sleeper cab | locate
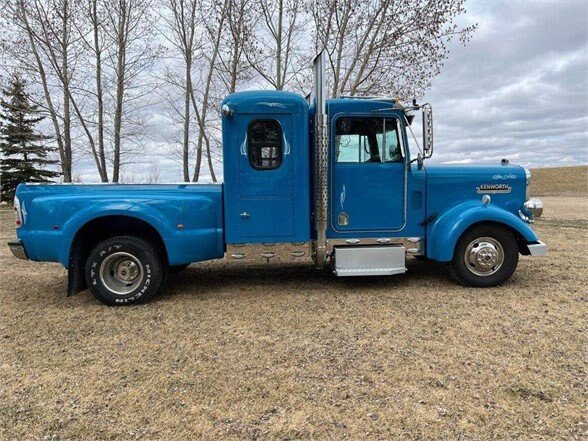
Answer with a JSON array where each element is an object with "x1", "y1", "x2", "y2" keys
[{"x1": 221, "y1": 91, "x2": 311, "y2": 245}]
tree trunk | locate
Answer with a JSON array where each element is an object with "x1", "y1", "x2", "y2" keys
[
  {"x1": 20, "y1": 9, "x2": 70, "y2": 181},
  {"x1": 112, "y1": 12, "x2": 127, "y2": 183},
  {"x1": 193, "y1": 131, "x2": 203, "y2": 182},
  {"x1": 93, "y1": 0, "x2": 108, "y2": 182},
  {"x1": 275, "y1": 0, "x2": 283, "y2": 90},
  {"x1": 182, "y1": 58, "x2": 192, "y2": 182},
  {"x1": 205, "y1": 136, "x2": 216, "y2": 182},
  {"x1": 192, "y1": 4, "x2": 226, "y2": 182},
  {"x1": 61, "y1": 0, "x2": 72, "y2": 182}
]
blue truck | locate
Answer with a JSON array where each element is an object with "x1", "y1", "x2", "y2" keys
[{"x1": 7, "y1": 53, "x2": 546, "y2": 305}]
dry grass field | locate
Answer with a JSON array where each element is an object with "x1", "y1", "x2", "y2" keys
[
  {"x1": 0, "y1": 166, "x2": 586, "y2": 440},
  {"x1": 529, "y1": 165, "x2": 587, "y2": 196}
]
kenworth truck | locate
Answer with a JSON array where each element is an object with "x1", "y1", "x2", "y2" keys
[{"x1": 7, "y1": 53, "x2": 546, "y2": 305}]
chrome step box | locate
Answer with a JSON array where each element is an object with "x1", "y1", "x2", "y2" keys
[{"x1": 333, "y1": 245, "x2": 406, "y2": 277}]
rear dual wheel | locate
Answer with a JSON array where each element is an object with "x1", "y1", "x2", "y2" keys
[
  {"x1": 449, "y1": 225, "x2": 519, "y2": 287},
  {"x1": 85, "y1": 236, "x2": 166, "y2": 306}
]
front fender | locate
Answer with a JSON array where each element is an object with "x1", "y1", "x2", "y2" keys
[{"x1": 427, "y1": 201, "x2": 539, "y2": 262}]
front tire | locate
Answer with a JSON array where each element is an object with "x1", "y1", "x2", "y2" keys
[
  {"x1": 85, "y1": 236, "x2": 166, "y2": 305},
  {"x1": 449, "y1": 225, "x2": 519, "y2": 287}
]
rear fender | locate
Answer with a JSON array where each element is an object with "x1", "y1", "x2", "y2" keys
[
  {"x1": 59, "y1": 202, "x2": 174, "y2": 267},
  {"x1": 427, "y1": 201, "x2": 538, "y2": 262}
]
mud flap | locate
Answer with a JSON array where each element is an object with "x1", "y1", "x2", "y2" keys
[{"x1": 67, "y1": 247, "x2": 87, "y2": 296}]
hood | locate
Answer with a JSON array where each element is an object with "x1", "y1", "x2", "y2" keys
[{"x1": 425, "y1": 163, "x2": 527, "y2": 217}]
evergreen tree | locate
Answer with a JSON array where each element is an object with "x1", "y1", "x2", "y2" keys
[{"x1": 0, "y1": 76, "x2": 60, "y2": 201}]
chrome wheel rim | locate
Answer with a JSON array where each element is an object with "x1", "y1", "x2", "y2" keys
[
  {"x1": 464, "y1": 237, "x2": 504, "y2": 276},
  {"x1": 99, "y1": 252, "x2": 144, "y2": 295}
]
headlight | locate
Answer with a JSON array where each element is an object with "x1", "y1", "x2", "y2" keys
[
  {"x1": 523, "y1": 167, "x2": 531, "y2": 200},
  {"x1": 524, "y1": 198, "x2": 543, "y2": 218}
]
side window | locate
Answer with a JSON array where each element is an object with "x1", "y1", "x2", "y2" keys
[
  {"x1": 248, "y1": 119, "x2": 282, "y2": 170},
  {"x1": 335, "y1": 117, "x2": 402, "y2": 163}
]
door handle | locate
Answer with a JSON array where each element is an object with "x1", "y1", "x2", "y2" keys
[{"x1": 240, "y1": 212, "x2": 250, "y2": 219}]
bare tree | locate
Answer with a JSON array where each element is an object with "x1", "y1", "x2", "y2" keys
[
  {"x1": 3, "y1": 0, "x2": 478, "y2": 183},
  {"x1": 245, "y1": 0, "x2": 308, "y2": 91},
  {"x1": 3, "y1": 0, "x2": 158, "y2": 183},
  {"x1": 4, "y1": 0, "x2": 77, "y2": 182},
  {"x1": 312, "y1": 0, "x2": 477, "y2": 99},
  {"x1": 161, "y1": 0, "x2": 253, "y2": 182},
  {"x1": 146, "y1": 160, "x2": 160, "y2": 183},
  {"x1": 190, "y1": 0, "x2": 230, "y2": 182},
  {"x1": 103, "y1": 0, "x2": 157, "y2": 182},
  {"x1": 161, "y1": 0, "x2": 200, "y2": 182},
  {"x1": 71, "y1": 0, "x2": 110, "y2": 182},
  {"x1": 217, "y1": 0, "x2": 256, "y2": 94}
]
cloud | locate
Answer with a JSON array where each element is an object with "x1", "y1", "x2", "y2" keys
[
  {"x1": 424, "y1": 0, "x2": 588, "y2": 168},
  {"x1": 7, "y1": 0, "x2": 585, "y2": 182}
]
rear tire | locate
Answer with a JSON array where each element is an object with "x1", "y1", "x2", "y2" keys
[
  {"x1": 85, "y1": 236, "x2": 166, "y2": 305},
  {"x1": 449, "y1": 224, "x2": 519, "y2": 287}
]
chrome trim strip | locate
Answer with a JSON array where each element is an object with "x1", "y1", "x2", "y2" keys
[
  {"x1": 327, "y1": 237, "x2": 425, "y2": 256},
  {"x1": 519, "y1": 210, "x2": 535, "y2": 224},
  {"x1": 7, "y1": 240, "x2": 28, "y2": 260},
  {"x1": 527, "y1": 241, "x2": 548, "y2": 257},
  {"x1": 226, "y1": 242, "x2": 313, "y2": 263},
  {"x1": 336, "y1": 267, "x2": 406, "y2": 276}
]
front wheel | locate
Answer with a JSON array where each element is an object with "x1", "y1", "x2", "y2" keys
[
  {"x1": 85, "y1": 236, "x2": 166, "y2": 305},
  {"x1": 449, "y1": 225, "x2": 519, "y2": 287}
]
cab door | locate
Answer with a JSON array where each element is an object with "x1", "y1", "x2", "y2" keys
[
  {"x1": 235, "y1": 114, "x2": 295, "y2": 240},
  {"x1": 330, "y1": 116, "x2": 406, "y2": 233}
]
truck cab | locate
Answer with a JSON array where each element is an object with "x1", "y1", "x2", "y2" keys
[{"x1": 8, "y1": 53, "x2": 547, "y2": 305}]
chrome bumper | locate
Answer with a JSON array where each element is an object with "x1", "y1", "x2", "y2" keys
[
  {"x1": 527, "y1": 240, "x2": 548, "y2": 257},
  {"x1": 7, "y1": 240, "x2": 28, "y2": 260}
]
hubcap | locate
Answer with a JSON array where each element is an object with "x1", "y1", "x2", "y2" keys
[
  {"x1": 464, "y1": 237, "x2": 504, "y2": 277},
  {"x1": 99, "y1": 252, "x2": 144, "y2": 295}
]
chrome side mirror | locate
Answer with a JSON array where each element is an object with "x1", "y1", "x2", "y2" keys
[{"x1": 422, "y1": 104, "x2": 433, "y2": 158}]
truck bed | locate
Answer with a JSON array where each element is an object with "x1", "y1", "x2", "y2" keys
[{"x1": 14, "y1": 183, "x2": 225, "y2": 267}]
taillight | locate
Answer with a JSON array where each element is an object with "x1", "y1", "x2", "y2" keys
[{"x1": 14, "y1": 196, "x2": 23, "y2": 228}]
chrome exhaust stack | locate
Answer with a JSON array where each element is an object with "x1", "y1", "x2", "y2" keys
[{"x1": 312, "y1": 51, "x2": 328, "y2": 268}]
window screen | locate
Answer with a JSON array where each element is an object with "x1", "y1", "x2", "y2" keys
[
  {"x1": 248, "y1": 119, "x2": 283, "y2": 170},
  {"x1": 335, "y1": 117, "x2": 402, "y2": 163}
]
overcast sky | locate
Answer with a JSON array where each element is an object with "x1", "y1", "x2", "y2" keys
[
  {"x1": 20, "y1": 0, "x2": 588, "y2": 182},
  {"x1": 424, "y1": 0, "x2": 588, "y2": 168}
]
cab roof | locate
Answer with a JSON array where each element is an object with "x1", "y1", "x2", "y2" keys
[
  {"x1": 326, "y1": 97, "x2": 405, "y2": 116},
  {"x1": 222, "y1": 90, "x2": 405, "y2": 117},
  {"x1": 222, "y1": 90, "x2": 309, "y2": 115}
]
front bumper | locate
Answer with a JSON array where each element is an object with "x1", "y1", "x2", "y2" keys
[
  {"x1": 527, "y1": 240, "x2": 548, "y2": 257},
  {"x1": 7, "y1": 240, "x2": 28, "y2": 260}
]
